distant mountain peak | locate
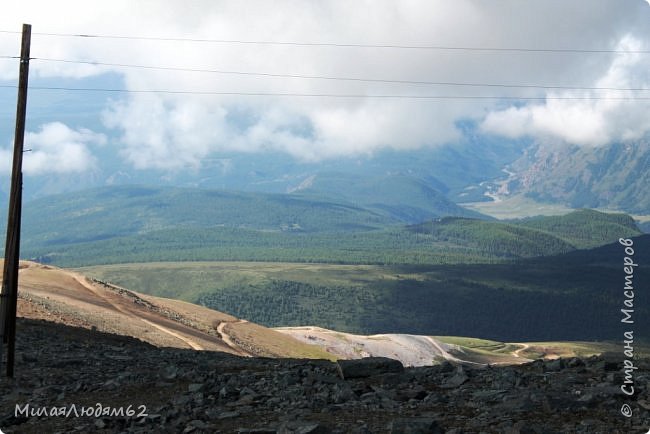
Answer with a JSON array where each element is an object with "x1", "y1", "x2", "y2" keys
[{"x1": 504, "y1": 140, "x2": 650, "y2": 214}]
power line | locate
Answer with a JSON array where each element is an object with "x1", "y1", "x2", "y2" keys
[
  {"x1": 0, "y1": 30, "x2": 648, "y2": 54},
  {"x1": 31, "y1": 58, "x2": 650, "y2": 92},
  {"x1": 0, "y1": 84, "x2": 648, "y2": 100}
]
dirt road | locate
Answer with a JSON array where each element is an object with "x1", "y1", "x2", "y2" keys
[
  {"x1": 217, "y1": 320, "x2": 252, "y2": 356},
  {"x1": 512, "y1": 343, "x2": 531, "y2": 359},
  {"x1": 72, "y1": 273, "x2": 206, "y2": 350}
]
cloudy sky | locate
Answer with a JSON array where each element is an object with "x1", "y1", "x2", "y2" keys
[{"x1": 0, "y1": 0, "x2": 649, "y2": 175}]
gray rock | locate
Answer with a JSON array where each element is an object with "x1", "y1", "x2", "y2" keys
[
  {"x1": 332, "y1": 383, "x2": 355, "y2": 403},
  {"x1": 438, "y1": 361, "x2": 455, "y2": 373},
  {"x1": 188, "y1": 383, "x2": 204, "y2": 392},
  {"x1": 567, "y1": 357, "x2": 584, "y2": 368},
  {"x1": 5, "y1": 317, "x2": 645, "y2": 434},
  {"x1": 545, "y1": 359, "x2": 565, "y2": 372},
  {"x1": 161, "y1": 365, "x2": 178, "y2": 380},
  {"x1": 337, "y1": 357, "x2": 404, "y2": 379},
  {"x1": 442, "y1": 370, "x2": 468, "y2": 389},
  {"x1": 189, "y1": 419, "x2": 208, "y2": 429},
  {"x1": 389, "y1": 417, "x2": 444, "y2": 434},
  {"x1": 278, "y1": 421, "x2": 332, "y2": 434},
  {"x1": 219, "y1": 385, "x2": 239, "y2": 399},
  {"x1": 238, "y1": 429, "x2": 278, "y2": 434}
]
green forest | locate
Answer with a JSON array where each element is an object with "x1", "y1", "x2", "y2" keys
[
  {"x1": 20, "y1": 204, "x2": 642, "y2": 267},
  {"x1": 82, "y1": 233, "x2": 650, "y2": 342}
]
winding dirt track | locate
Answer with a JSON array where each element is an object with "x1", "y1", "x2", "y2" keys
[
  {"x1": 423, "y1": 336, "x2": 466, "y2": 363},
  {"x1": 216, "y1": 320, "x2": 251, "y2": 356},
  {"x1": 71, "y1": 273, "x2": 206, "y2": 350},
  {"x1": 512, "y1": 343, "x2": 531, "y2": 359}
]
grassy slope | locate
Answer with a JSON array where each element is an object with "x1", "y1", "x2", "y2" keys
[
  {"x1": 78, "y1": 234, "x2": 650, "y2": 342},
  {"x1": 434, "y1": 336, "x2": 626, "y2": 363},
  {"x1": 462, "y1": 194, "x2": 575, "y2": 219}
]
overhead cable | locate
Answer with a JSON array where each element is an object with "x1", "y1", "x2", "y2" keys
[
  {"x1": 0, "y1": 30, "x2": 647, "y2": 54},
  {"x1": 30, "y1": 58, "x2": 650, "y2": 92},
  {"x1": 0, "y1": 84, "x2": 648, "y2": 100}
]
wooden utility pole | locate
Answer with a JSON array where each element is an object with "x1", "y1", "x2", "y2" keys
[{"x1": 1, "y1": 23, "x2": 31, "y2": 378}]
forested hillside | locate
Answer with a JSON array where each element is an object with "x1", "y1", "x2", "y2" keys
[
  {"x1": 19, "y1": 205, "x2": 641, "y2": 267},
  {"x1": 291, "y1": 172, "x2": 486, "y2": 222},
  {"x1": 81, "y1": 234, "x2": 650, "y2": 342}
]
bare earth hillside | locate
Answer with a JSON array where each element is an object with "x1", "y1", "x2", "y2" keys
[
  {"x1": 10, "y1": 261, "x2": 331, "y2": 360},
  {"x1": 275, "y1": 326, "x2": 521, "y2": 366}
]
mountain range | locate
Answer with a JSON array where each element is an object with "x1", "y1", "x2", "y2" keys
[
  {"x1": 496, "y1": 140, "x2": 650, "y2": 214},
  {"x1": 4, "y1": 135, "x2": 648, "y2": 224},
  {"x1": 7, "y1": 183, "x2": 641, "y2": 267}
]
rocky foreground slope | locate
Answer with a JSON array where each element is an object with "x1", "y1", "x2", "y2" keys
[{"x1": 0, "y1": 318, "x2": 648, "y2": 433}]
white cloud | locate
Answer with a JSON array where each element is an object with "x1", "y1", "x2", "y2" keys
[
  {"x1": 1, "y1": 1, "x2": 649, "y2": 167},
  {"x1": 103, "y1": 94, "x2": 228, "y2": 170},
  {"x1": 0, "y1": 122, "x2": 105, "y2": 175},
  {"x1": 481, "y1": 35, "x2": 650, "y2": 146}
]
